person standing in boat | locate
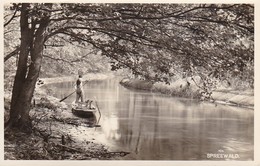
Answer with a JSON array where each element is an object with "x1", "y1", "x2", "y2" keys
[{"x1": 75, "y1": 75, "x2": 84, "y2": 103}]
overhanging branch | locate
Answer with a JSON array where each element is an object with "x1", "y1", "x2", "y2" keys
[
  {"x1": 4, "y1": 5, "x2": 19, "y2": 27},
  {"x1": 43, "y1": 54, "x2": 74, "y2": 64},
  {"x1": 4, "y1": 46, "x2": 20, "y2": 62}
]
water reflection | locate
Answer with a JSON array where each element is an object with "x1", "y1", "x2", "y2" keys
[
  {"x1": 47, "y1": 78, "x2": 254, "y2": 160},
  {"x1": 102, "y1": 115, "x2": 121, "y2": 140}
]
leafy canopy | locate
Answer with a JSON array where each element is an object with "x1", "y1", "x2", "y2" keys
[{"x1": 4, "y1": 3, "x2": 254, "y2": 85}]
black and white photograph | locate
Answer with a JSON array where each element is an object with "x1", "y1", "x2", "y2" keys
[{"x1": 1, "y1": 1, "x2": 258, "y2": 165}]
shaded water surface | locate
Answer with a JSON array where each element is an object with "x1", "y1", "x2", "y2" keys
[{"x1": 47, "y1": 78, "x2": 254, "y2": 160}]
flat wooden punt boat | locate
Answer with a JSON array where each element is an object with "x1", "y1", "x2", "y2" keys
[{"x1": 71, "y1": 101, "x2": 97, "y2": 118}]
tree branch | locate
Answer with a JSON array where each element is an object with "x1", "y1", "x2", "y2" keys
[
  {"x1": 4, "y1": 6, "x2": 19, "y2": 27},
  {"x1": 43, "y1": 54, "x2": 74, "y2": 64},
  {"x1": 4, "y1": 46, "x2": 20, "y2": 62}
]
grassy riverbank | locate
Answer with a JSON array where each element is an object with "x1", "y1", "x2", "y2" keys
[
  {"x1": 4, "y1": 73, "x2": 129, "y2": 160},
  {"x1": 120, "y1": 78, "x2": 254, "y2": 109}
]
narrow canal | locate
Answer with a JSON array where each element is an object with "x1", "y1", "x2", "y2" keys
[{"x1": 47, "y1": 78, "x2": 254, "y2": 160}]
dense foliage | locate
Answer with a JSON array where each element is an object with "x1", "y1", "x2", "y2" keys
[{"x1": 4, "y1": 3, "x2": 254, "y2": 83}]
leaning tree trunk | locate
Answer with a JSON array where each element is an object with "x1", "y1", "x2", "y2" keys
[{"x1": 6, "y1": 3, "x2": 50, "y2": 132}]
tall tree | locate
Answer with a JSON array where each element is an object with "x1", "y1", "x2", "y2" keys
[
  {"x1": 5, "y1": 3, "x2": 52, "y2": 131},
  {"x1": 4, "y1": 3, "x2": 254, "y2": 132}
]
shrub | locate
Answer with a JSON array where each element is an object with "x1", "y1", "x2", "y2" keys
[{"x1": 36, "y1": 97, "x2": 57, "y2": 111}]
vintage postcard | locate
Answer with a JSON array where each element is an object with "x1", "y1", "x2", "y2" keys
[{"x1": 1, "y1": 0, "x2": 259, "y2": 166}]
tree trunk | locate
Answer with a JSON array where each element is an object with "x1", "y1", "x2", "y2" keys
[
  {"x1": 7, "y1": 3, "x2": 31, "y2": 131},
  {"x1": 6, "y1": 3, "x2": 50, "y2": 132}
]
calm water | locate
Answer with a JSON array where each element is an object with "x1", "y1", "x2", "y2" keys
[{"x1": 47, "y1": 78, "x2": 254, "y2": 160}]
